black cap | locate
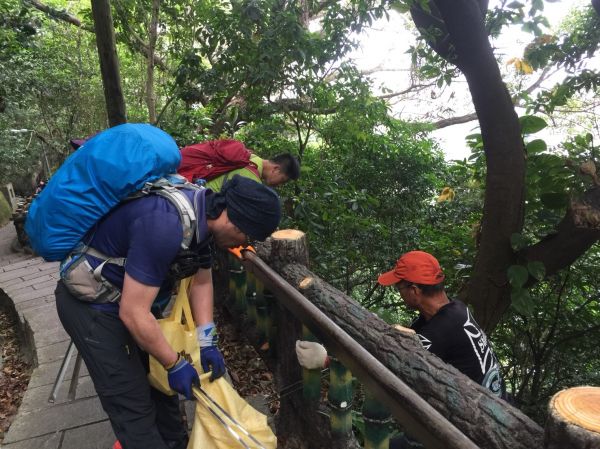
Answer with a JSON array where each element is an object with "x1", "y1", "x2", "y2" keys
[{"x1": 222, "y1": 175, "x2": 281, "y2": 241}]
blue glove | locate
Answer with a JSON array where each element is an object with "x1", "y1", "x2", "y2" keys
[
  {"x1": 200, "y1": 346, "x2": 226, "y2": 381},
  {"x1": 167, "y1": 356, "x2": 199, "y2": 400}
]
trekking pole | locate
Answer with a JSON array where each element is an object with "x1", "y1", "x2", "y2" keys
[
  {"x1": 48, "y1": 339, "x2": 76, "y2": 403},
  {"x1": 193, "y1": 386, "x2": 267, "y2": 449},
  {"x1": 193, "y1": 388, "x2": 251, "y2": 449}
]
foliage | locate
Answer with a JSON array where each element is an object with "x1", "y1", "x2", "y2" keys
[
  {"x1": 286, "y1": 72, "x2": 445, "y2": 320},
  {"x1": 524, "y1": 4, "x2": 600, "y2": 113},
  {"x1": 494, "y1": 252, "x2": 600, "y2": 424},
  {"x1": 0, "y1": 0, "x2": 106, "y2": 191}
]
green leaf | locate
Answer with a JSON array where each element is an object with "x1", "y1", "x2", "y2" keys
[
  {"x1": 527, "y1": 261, "x2": 545, "y2": 281},
  {"x1": 507, "y1": 265, "x2": 529, "y2": 288},
  {"x1": 510, "y1": 233, "x2": 528, "y2": 251},
  {"x1": 540, "y1": 192, "x2": 568, "y2": 210},
  {"x1": 511, "y1": 288, "x2": 534, "y2": 316},
  {"x1": 526, "y1": 139, "x2": 547, "y2": 154},
  {"x1": 520, "y1": 115, "x2": 548, "y2": 135}
]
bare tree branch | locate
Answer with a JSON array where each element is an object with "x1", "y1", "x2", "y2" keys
[
  {"x1": 26, "y1": 0, "x2": 93, "y2": 31},
  {"x1": 430, "y1": 67, "x2": 555, "y2": 129},
  {"x1": 431, "y1": 113, "x2": 478, "y2": 128},
  {"x1": 377, "y1": 82, "x2": 437, "y2": 100}
]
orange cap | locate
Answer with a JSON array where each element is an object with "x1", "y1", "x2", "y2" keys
[{"x1": 378, "y1": 251, "x2": 445, "y2": 286}]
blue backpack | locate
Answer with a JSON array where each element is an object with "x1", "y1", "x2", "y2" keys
[{"x1": 25, "y1": 123, "x2": 182, "y2": 262}]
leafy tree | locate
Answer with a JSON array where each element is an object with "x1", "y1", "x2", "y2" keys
[{"x1": 400, "y1": 0, "x2": 600, "y2": 334}]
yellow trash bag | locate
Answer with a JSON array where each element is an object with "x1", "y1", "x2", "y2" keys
[
  {"x1": 188, "y1": 374, "x2": 277, "y2": 449},
  {"x1": 148, "y1": 276, "x2": 202, "y2": 395}
]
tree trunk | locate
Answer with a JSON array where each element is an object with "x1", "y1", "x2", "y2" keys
[
  {"x1": 421, "y1": 0, "x2": 526, "y2": 332},
  {"x1": 543, "y1": 386, "x2": 600, "y2": 449},
  {"x1": 258, "y1": 257, "x2": 543, "y2": 449},
  {"x1": 91, "y1": 0, "x2": 126, "y2": 127},
  {"x1": 146, "y1": 0, "x2": 159, "y2": 123}
]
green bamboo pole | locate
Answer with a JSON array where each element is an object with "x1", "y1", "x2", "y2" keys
[
  {"x1": 363, "y1": 388, "x2": 392, "y2": 449},
  {"x1": 301, "y1": 326, "x2": 322, "y2": 401},
  {"x1": 228, "y1": 254, "x2": 241, "y2": 303},
  {"x1": 233, "y1": 266, "x2": 246, "y2": 314},
  {"x1": 255, "y1": 285, "x2": 270, "y2": 345},
  {"x1": 328, "y1": 357, "x2": 353, "y2": 436},
  {"x1": 245, "y1": 271, "x2": 257, "y2": 324},
  {"x1": 265, "y1": 289, "x2": 277, "y2": 357},
  {"x1": 228, "y1": 254, "x2": 246, "y2": 314}
]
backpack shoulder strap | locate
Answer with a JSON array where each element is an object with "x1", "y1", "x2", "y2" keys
[
  {"x1": 153, "y1": 185, "x2": 197, "y2": 250},
  {"x1": 136, "y1": 176, "x2": 203, "y2": 251}
]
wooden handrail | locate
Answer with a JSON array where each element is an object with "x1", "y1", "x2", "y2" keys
[{"x1": 241, "y1": 250, "x2": 480, "y2": 449}]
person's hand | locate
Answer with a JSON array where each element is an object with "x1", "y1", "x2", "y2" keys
[
  {"x1": 296, "y1": 340, "x2": 328, "y2": 370},
  {"x1": 167, "y1": 355, "x2": 200, "y2": 400},
  {"x1": 200, "y1": 346, "x2": 226, "y2": 381}
]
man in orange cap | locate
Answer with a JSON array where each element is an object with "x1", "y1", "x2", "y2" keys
[
  {"x1": 296, "y1": 250, "x2": 504, "y2": 448},
  {"x1": 377, "y1": 250, "x2": 503, "y2": 396},
  {"x1": 297, "y1": 250, "x2": 504, "y2": 396}
]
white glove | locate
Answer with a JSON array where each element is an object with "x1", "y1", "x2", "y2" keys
[{"x1": 295, "y1": 340, "x2": 327, "y2": 370}]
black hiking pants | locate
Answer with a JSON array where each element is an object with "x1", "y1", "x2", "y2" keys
[{"x1": 55, "y1": 281, "x2": 188, "y2": 449}]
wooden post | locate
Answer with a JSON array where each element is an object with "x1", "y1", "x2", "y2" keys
[
  {"x1": 248, "y1": 230, "x2": 361, "y2": 449},
  {"x1": 543, "y1": 386, "x2": 600, "y2": 448},
  {"x1": 363, "y1": 388, "x2": 391, "y2": 449},
  {"x1": 91, "y1": 0, "x2": 126, "y2": 126}
]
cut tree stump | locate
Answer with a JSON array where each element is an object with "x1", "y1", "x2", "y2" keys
[{"x1": 544, "y1": 386, "x2": 600, "y2": 449}]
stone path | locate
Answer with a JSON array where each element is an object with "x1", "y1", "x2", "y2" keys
[{"x1": 0, "y1": 223, "x2": 116, "y2": 449}]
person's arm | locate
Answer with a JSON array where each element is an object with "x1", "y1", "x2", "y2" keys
[
  {"x1": 120, "y1": 273, "x2": 200, "y2": 399},
  {"x1": 119, "y1": 273, "x2": 178, "y2": 367},
  {"x1": 189, "y1": 267, "x2": 214, "y2": 325},
  {"x1": 189, "y1": 267, "x2": 226, "y2": 380}
]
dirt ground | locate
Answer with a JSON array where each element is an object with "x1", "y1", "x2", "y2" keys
[{"x1": 0, "y1": 305, "x2": 31, "y2": 443}]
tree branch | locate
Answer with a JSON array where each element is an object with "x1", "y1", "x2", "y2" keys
[
  {"x1": 431, "y1": 113, "x2": 478, "y2": 128},
  {"x1": 430, "y1": 67, "x2": 554, "y2": 129},
  {"x1": 520, "y1": 186, "x2": 600, "y2": 276},
  {"x1": 26, "y1": 0, "x2": 93, "y2": 30},
  {"x1": 377, "y1": 82, "x2": 437, "y2": 100}
]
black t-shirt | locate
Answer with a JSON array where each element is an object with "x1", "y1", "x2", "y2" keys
[{"x1": 411, "y1": 299, "x2": 503, "y2": 397}]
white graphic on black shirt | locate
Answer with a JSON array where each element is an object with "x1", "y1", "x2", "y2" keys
[
  {"x1": 417, "y1": 333, "x2": 432, "y2": 350},
  {"x1": 463, "y1": 308, "x2": 502, "y2": 397}
]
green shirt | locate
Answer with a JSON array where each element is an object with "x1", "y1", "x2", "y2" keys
[{"x1": 204, "y1": 155, "x2": 264, "y2": 192}]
